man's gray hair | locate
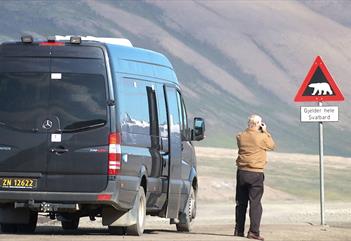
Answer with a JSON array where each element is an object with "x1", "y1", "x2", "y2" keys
[{"x1": 248, "y1": 114, "x2": 262, "y2": 128}]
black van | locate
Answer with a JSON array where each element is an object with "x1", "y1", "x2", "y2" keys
[{"x1": 0, "y1": 36, "x2": 205, "y2": 235}]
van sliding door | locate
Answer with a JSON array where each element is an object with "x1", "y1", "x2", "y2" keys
[
  {"x1": 146, "y1": 86, "x2": 162, "y2": 177},
  {"x1": 164, "y1": 86, "x2": 182, "y2": 218}
]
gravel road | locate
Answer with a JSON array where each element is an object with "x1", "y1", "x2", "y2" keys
[{"x1": 0, "y1": 202, "x2": 350, "y2": 241}]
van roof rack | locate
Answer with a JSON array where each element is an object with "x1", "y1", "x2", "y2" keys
[{"x1": 54, "y1": 35, "x2": 133, "y2": 47}]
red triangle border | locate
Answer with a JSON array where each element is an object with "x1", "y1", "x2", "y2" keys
[{"x1": 294, "y1": 56, "x2": 344, "y2": 102}]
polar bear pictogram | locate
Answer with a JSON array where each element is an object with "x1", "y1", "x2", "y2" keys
[{"x1": 308, "y1": 82, "x2": 333, "y2": 95}]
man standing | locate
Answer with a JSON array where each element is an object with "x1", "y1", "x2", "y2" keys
[{"x1": 234, "y1": 115, "x2": 275, "y2": 241}]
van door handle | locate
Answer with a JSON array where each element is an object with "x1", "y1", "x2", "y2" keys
[
  {"x1": 160, "y1": 137, "x2": 169, "y2": 153},
  {"x1": 50, "y1": 147, "x2": 69, "y2": 154}
]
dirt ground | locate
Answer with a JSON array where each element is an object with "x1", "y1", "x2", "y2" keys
[
  {"x1": 0, "y1": 147, "x2": 350, "y2": 240},
  {"x1": 0, "y1": 224, "x2": 350, "y2": 241},
  {"x1": 0, "y1": 202, "x2": 349, "y2": 241}
]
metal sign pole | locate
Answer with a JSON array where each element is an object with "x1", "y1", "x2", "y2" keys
[
  {"x1": 318, "y1": 101, "x2": 325, "y2": 225},
  {"x1": 295, "y1": 56, "x2": 344, "y2": 226}
]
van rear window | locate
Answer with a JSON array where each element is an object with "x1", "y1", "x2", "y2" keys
[
  {"x1": 50, "y1": 73, "x2": 107, "y2": 132},
  {"x1": 0, "y1": 73, "x2": 49, "y2": 131},
  {"x1": 0, "y1": 58, "x2": 107, "y2": 133}
]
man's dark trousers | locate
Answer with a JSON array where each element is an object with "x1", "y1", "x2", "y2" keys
[{"x1": 235, "y1": 169, "x2": 264, "y2": 235}]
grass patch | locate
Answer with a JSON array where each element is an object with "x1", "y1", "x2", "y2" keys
[
  {"x1": 198, "y1": 154, "x2": 351, "y2": 201},
  {"x1": 198, "y1": 157, "x2": 235, "y2": 178}
]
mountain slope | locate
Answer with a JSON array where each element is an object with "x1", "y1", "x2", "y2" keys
[{"x1": 0, "y1": 0, "x2": 350, "y2": 156}]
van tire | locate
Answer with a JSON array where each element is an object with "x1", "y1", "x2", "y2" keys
[
  {"x1": 127, "y1": 186, "x2": 146, "y2": 236},
  {"x1": 61, "y1": 217, "x2": 79, "y2": 230},
  {"x1": 0, "y1": 223, "x2": 17, "y2": 233},
  {"x1": 16, "y1": 211, "x2": 38, "y2": 234},
  {"x1": 176, "y1": 186, "x2": 196, "y2": 232}
]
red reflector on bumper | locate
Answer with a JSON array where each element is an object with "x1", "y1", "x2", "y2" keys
[
  {"x1": 108, "y1": 169, "x2": 117, "y2": 175},
  {"x1": 97, "y1": 194, "x2": 112, "y2": 201}
]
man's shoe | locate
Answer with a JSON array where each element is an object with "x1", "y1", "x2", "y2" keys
[
  {"x1": 247, "y1": 231, "x2": 264, "y2": 240},
  {"x1": 234, "y1": 229, "x2": 244, "y2": 237}
]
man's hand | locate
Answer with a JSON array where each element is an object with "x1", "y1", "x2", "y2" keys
[{"x1": 260, "y1": 123, "x2": 267, "y2": 132}]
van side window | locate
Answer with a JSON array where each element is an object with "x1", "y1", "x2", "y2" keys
[
  {"x1": 182, "y1": 98, "x2": 191, "y2": 140},
  {"x1": 166, "y1": 87, "x2": 181, "y2": 135},
  {"x1": 119, "y1": 78, "x2": 150, "y2": 135},
  {"x1": 156, "y1": 84, "x2": 168, "y2": 138},
  {"x1": 176, "y1": 91, "x2": 190, "y2": 141},
  {"x1": 147, "y1": 86, "x2": 160, "y2": 150},
  {"x1": 176, "y1": 91, "x2": 184, "y2": 133}
]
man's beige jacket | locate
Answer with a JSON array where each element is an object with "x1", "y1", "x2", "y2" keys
[{"x1": 236, "y1": 128, "x2": 275, "y2": 172}]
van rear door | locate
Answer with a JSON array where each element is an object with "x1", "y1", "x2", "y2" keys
[
  {"x1": 46, "y1": 46, "x2": 110, "y2": 192},
  {"x1": 0, "y1": 49, "x2": 50, "y2": 191}
]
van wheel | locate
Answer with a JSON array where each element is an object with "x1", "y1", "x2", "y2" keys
[
  {"x1": 176, "y1": 186, "x2": 196, "y2": 232},
  {"x1": 108, "y1": 226, "x2": 126, "y2": 235},
  {"x1": 127, "y1": 186, "x2": 146, "y2": 236},
  {"x1": 0, "y1": 223, "x2": 17, "y2": 233},
  {"x1": 61, "y1": 217, "x2": 79, "y2": 230},
  {"x1": 17, "y1": 211, "x2": 38, "y2": 234}
]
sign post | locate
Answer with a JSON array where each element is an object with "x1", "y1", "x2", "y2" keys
[
  {"x1": 318, "y1": 102, "x2": 325, "y2": 225},
  {"x1": 294, "y1": 56, "x2": 344, "y2": 226}
]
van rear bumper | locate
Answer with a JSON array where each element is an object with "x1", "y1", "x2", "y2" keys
[{"x1": 0, "y1": 176, "x2": 139, "y2": 211}]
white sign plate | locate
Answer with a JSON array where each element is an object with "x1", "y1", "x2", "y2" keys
[
  {"x1": 301, "y1": 106, "x2": 338, "y2": 122},
  {"x1": 51, "y1": 134, "x2": 62, "y2": 143},
  {"x1": 51, "y1": 73, "x2": 62, "y2": 80}
]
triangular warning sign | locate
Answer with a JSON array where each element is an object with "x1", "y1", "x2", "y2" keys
[{"x1": 294, "y1": 56, "x2": 344, "y2": 102}]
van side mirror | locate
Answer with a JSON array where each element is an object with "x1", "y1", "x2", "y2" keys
[{"x1": 192, "y1": 117, "x2": 205, "y2": 141}]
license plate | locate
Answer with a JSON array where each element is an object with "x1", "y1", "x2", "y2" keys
[{"x1": 0, "y1": 178, "x2": 37, "y2": 189}]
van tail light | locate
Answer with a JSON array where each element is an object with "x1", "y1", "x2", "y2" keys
[{"x1": 108, "y1": 132, "x2": 121, "y2": 175}]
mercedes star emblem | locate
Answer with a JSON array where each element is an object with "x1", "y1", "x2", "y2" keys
[{"x1": 42, "y1": 120, "x2": 53, "y2": 130}]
